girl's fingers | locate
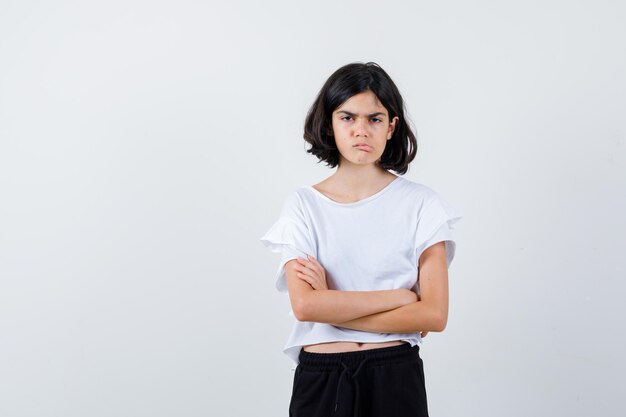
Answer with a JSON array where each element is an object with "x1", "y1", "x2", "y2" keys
[
  {"x1": 298, "y1": 272, "x2": 323, "y2": 290},
  {"x1": 297, "y1": 272, "x2": 312, "y2": 284},
  {"x1": 305, "y1": 256, "x2": 326, "y2": 276},
  {"x1": 296, "y1": 260, "x2": 313, "y2": 276},
  {"x1": 306, "y1": 255, "x2": 321, "y2": 269},
  {"x1": 297, "y1": 257, "x2": 327, "y2": 290},
  {"x1": 298, "y1": 257, "x2": 319, "y2": 275},
  {"x1": 295, "y1": 263, "x2": 317, "y2": 281}
]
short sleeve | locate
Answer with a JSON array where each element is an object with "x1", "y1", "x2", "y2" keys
[
  {"x1": 260, "y1": 192, "x2": 316, "y2": 293},
  {"x1": 414, "y1": 192, "x2": 463, "y2": 268}
]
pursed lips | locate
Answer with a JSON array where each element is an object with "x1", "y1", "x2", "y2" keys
[{"x1": 354, "y1": 143, "x2": 373, "y2": 152}]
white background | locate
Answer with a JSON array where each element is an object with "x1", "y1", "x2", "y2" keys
[{"x1": 1, "y1": 1, "x2": 624, "y2": 416}]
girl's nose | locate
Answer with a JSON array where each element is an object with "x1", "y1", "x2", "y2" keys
[{"x1": 354, "y1": 118, "x2": 369, "y2": 136}]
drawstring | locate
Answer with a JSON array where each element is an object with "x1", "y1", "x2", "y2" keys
[{"x1": 334, "y1": 357, "x2": 369, "y2": 416}]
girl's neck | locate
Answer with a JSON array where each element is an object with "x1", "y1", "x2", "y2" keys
[{"x1": 328, "y1": 163, "x2": 397, "y2": 194}]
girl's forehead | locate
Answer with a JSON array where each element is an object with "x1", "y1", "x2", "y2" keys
[{"x1": 336, "y1": 91, "x2": 386, "y2": 112}]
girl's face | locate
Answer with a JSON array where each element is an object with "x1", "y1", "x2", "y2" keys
[{"x1": 331, "y1": 90, "x2": 399, "y2": 168}]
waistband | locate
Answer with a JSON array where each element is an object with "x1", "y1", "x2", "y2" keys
[
  {"x1": 298, "y1": 342, "x2": 417, "y2": 370},
  {"x1": 297, "y1": 342, "x2": 418, "y2": 417}
]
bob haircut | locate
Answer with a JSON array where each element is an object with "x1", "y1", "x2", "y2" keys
[{"x1": 304, "y1": 62, "x2": 417, "y2": 175}]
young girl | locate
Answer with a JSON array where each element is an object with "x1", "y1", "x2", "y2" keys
[{"x1": 260, "y1": 62, "x2": 463, "y2": 417}]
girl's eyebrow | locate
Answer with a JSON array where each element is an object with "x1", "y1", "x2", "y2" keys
[{"x1": 335, "y1": 110, "x2": 386, "y2": 118}]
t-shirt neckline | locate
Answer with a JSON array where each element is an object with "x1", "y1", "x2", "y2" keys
[{"x1": 307, "y1": 176, "x2": 402, "y2": 207}]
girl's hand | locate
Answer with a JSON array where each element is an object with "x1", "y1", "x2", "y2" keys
[{"x1": 294, "y1": 255, "x2": 328, "y2": 290}]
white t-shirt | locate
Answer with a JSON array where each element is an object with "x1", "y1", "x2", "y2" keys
[{"x1": 260, "y1": 175, "x2": 463, "y2": 370}]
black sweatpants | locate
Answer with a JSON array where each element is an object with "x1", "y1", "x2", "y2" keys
[{"x1": 289, "y1": 342, "x2": 429, "y2": 417}]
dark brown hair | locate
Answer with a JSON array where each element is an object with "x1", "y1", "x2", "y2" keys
[{"x1": 303, "y1": 62, "x2": 418, "y2": 175}]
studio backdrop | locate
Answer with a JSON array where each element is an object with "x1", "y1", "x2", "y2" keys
[{"x1": 0, "y1": 1, "x2": 624, "y2": 416}]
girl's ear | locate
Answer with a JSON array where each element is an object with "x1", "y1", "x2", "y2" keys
[{"x1": 387, "y1": 116, "x2": 399, "y2": 139}]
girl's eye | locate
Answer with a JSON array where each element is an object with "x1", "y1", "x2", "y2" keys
[
  {"x1": 341, "y1": 116, "x2": 352, "y2": 121},
  {"x1": 371, "y1": 118, "x2": 382, "y2": 123}
]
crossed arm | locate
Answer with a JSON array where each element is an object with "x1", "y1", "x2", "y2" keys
[{"x1": 284, "y1": 241, "x2": 450, "y2": 334}]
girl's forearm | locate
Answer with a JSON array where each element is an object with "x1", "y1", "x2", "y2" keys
[
  {"x1": 300, "y1": 289, "x2": 414, "y2": 324},
  {"x1": 330, "y1": 301, "x2": 447, "y2": 334}
]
